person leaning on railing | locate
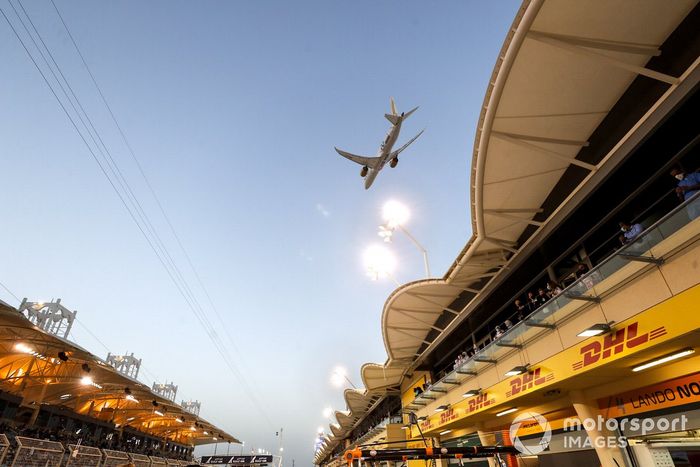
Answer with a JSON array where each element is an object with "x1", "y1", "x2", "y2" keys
[
  {"x1": 618, "y1": 221, "x2": 644, "y2": 245},
  {"x1": 671, "y1": 166, "x2": 700, "y2": 220}
]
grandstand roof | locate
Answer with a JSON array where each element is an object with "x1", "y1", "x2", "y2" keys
[
  {"x1": 0, "y1": 302, "x2": 238, "y2": 446},
  {"x1": 315, "y1": 0, "x2": 700, "y2": 462}
]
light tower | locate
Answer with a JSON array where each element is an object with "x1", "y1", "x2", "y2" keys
[{"x1": 18, "y1": 298, "x2": 76, "y2": 339}]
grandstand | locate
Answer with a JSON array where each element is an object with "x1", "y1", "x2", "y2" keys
[
  {"x1": 0, "y1": 299, "x2": 237, "y2": 466},
  {"x1": 316, "y1": 0, "x2": 700, "y2": 466}
]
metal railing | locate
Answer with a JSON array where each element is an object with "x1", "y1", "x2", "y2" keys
[
  {"x1": 65, "y1": 444, "x2": 103, "y2": 467},
  {"x1": 0, "y1": 434, "x2": 194, "y2": 467},
  {"x1": 407, "y1": 191, "x2": 700, "y2": 411},
  {"x1": 11, "y1": 436, "x2": 64, "y2": 467},
  {"x1": 0, "y1": 434, "x2": 9, "y2": 466}
]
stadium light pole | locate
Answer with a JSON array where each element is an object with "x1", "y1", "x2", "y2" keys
[
  {"x1": 240, "y1": 441, "x2": 245, "y2": 455},
  {"x1": 380, "y1": 200, "x2": 431, "y2": 278},
  {"x1": 330, "y1": 366, "x2": 357, "y2": 389}
]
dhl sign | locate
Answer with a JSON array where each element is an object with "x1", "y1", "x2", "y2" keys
[
  {"x1": 466, "y1": 392, "x2": 495, "y2": 414},
  {"x1": 439, "y1": 407, "x2": 458, "y2": 425},
  {"x1": 506, "y1": 368, "x2": 555, "y2": 398},
  {"x1": 573, "y1": 322, "x2": 667, "y2": 371},
  {"x1": 407, "y1": 283, "x2": 700, "y2": 436}
]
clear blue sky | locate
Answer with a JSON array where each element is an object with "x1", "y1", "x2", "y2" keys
[{"x1": 0, "y1": 0, "x2": 520, "y2": 464}]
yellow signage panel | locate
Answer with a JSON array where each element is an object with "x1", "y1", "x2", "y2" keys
[
  {"x1": 415, "y1": 283, "x2": 700, "y2": 432},
  {"x1": 599, "y1": 372, "x2": 700, "y2": 418}
]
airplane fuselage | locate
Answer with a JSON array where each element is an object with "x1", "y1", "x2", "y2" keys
[{"x1": 364, "y1": 120, "x2": 403, "y2": 189}]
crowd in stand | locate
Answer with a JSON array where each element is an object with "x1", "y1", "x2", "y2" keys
[
  {"x1": 0, "y1": 419, "x2": 193, "y2": 462},
  {"x1": 436, "y1": 167, "x2": 700, "y2": 380},
  {"x1": 443, "y1": 263, "x2": 594, "y2": 375}
]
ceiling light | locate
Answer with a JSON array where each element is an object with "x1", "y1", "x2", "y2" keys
[
  {"x1": 213, "y1": 437, "x2": 218, "y2": 441},
  {"x1": 154, "y1": 410, "x2": 164, "y2": 416},
  {"x1": 434, "y1": 405, "x2": 449, "y2": 412},
  {"x1": 439, "y1": 430, "x2": 452, "y2": 435},
  {"x1": 496, "y1": 408, "x2": 518, "y2": 417},
  {"x1": 204, "y1": 431, "x2": 209, "y2": 435},
  {"x1": 80, "y1": 376, "x2": 94, "y2": 386},
  {"x1": 60, "y1": 394, "x2": 71, "y2": 400},
  {"x1": 505, "y1": 366, "x2": 528, "y2": 377},
  {"x1": 632, "y1": 348, "x2": 695, "y2": 372},
  {"x1": 125, "y1": 395, "x2": 139, "y2": 403},
  {"x1": 463, "y1": 389, "x2": 481, "y2": 398},
  {"x1": 14, "y1": 343, "x2": 33, "y2": 354},
  {"x1": 401, "y1": 425, "x2": 410, "y2": 430},
  {"x1": 126, "y1": 417, "x2": 135, "y2": 422},
  {"x1": 578, "y1": 323, "x2": 612, "y2": 337},
  {"x1": 176, "y1": 418, "x2": 184, "y2": 423}
]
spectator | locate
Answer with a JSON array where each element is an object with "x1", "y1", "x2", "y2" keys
[
  {"x1": 494, "y1": 326, "x2": 503, "y2": 338},
  {"x1": 546, "y1": 280, "x2": 562, "y2": 298},
  {"x1": 413, "y1": 386, "x2": 423, "y2": 397},
  {"x1": 671, "y1": 167, "x2": 700, "y2": 220},
  {"x1": 514, "y1": 299, "x2": 527, "y2": 320},
  {"x1": 536, "y1": 288, "x2": 548, "y2": 305},
  {"x1": 504, "y1": 319, "x2": 513, "y2": 329},
  {"x1": 618, "y1": 221, "x2": 644, "y2": 245},
  {"x1": 527, "y1": 291, "x2": 539, "y2": 311},
  {"x1": 574, "y1": 263, "x2": 589, "y2": 279}
]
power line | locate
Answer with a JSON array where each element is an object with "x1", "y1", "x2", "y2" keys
[
  {"x1": 48, "y1": 0, "x2": 252, "y2": 374},
  {"x1": 2, "y1": 0, "x2": 274, "y2": 430},
  {"x1": 0, "y1": 279, "x2": 20, "y2": 304}
]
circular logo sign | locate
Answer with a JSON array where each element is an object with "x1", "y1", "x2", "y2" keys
[{"x1": 508, "y1": 411, "x2": 552, "y2": 455}]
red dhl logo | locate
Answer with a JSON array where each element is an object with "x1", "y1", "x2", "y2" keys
[
  {"x1": 467, "y1": 392, "x2": 495, "y2": 413},
  {"x1": 506, "y1": 368, "x2": 554, "y2": 397},
  {"x1": 440, "y1": 407, "x2": 457, "y2": 424},
  {"x1": 573, "y1": 322, "x2": 666, "y2": 371}
]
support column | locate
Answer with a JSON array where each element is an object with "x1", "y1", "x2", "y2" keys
[
  {"x1": 475, "y1": 423, "x2": 497, "y2": 467},
  {"x1": 570, "y1": 390, "x2": 628, "y2": 466},
  {"x1": 28, "y1": 382, "x2": 48, "y2": 426}
]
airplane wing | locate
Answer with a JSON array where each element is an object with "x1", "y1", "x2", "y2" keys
[
  {"x1": 390, "y1": 129, "x2": 425, "y2": 158},
  {"x1": 335, "y1": 147, "x2": 380, "y2": 167}
]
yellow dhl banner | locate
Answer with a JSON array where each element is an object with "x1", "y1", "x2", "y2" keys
[
  {"x1": 599, "y1": 372, "x2": 700, "y2": 419},
  {"x1": 413, "y1": 283, "x2": 700, "y2": 433}
]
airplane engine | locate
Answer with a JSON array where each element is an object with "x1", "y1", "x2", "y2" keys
[
  {"x1": 390, "y1": 157, "x2": 398, "y2": 168},
  {"x1": 361, "y1": 166, "x2": 368, "y2": 177}
]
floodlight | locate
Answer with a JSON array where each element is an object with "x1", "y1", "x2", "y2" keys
[
  {"x1": 382, "y1": 200, "x2": 410, "y2": 228},
  {"x1": 363, "y1": 244, "x2": 397, "y2": 280}
]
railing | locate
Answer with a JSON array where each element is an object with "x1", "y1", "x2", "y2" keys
[
  {"x1": 65, "y1": 444, "x2": 103, "y2": 467},
  {"x1": 11, "y1": 436, "x2": 64, "y2": 467},
  {"x1": 130, "y1": 452, "x2": 153, "y2": 467},
  {"x1": 0, "y1": 435, "x2": 193, "y2": 467},
  {"x1": 406, "y1": 191, "x2": 700, "y2": 411},
  {"x1": 0, "y1": 434, "x2": 9, "y2": 465},
  {"x1": 101, "y1": 448, "x2": 131, "y2": 466}
]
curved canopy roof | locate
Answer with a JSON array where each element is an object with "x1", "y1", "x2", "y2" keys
[
  {"x1": 0, "y1": 303, "x2": 238, "y2": 446},
  {"x1": 317, "y1": 0, "x2": 699, "y2": 463}
]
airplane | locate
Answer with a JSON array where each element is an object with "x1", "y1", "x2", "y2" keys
[{"x1": 335, "y1": 98, "x2": 424, "y2": 189}]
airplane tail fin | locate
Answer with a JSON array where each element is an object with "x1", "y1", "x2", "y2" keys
[
  {"x1": 384, "y1": 114, "x2": 400, "y2": 125},
  {"x1": 402, "y1": 106, "x2": 419, "y2": 120},
  {"x1": 390, "y1": 97, "x2": 397, "y2": 116},
  {"x1": 384, "y1": 105, "x2": 418, "y2": 125}
]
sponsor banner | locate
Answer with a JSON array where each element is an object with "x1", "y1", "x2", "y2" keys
[
  {"x1": 200, "y1": 455, "x2": 273, "y2": 465},
  {"x1": 599, "y1": 372, "x2": 700, "y2": 418},
  {"x1": 511, "y1": 409, "x2": 579, "y2": 437},
  {"x1": 412, "y1": 283, "x2": 700, "y2": 433}
]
